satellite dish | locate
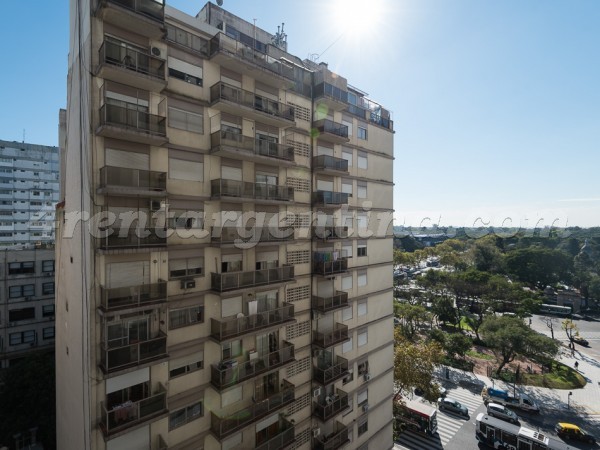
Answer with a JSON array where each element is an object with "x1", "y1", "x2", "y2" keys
[{"x1": 216, "y1": 0, "x2": 223, "y2": 6}]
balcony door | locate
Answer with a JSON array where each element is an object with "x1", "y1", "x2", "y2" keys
[
  {"x1": 107, "y1": 317, "x2": 149, "y2": 348},
  {"x1": 255, "y1": 372, "x2": 278, "y2": 402},
  {"x1": 256, "y1": 331, "x2": 278, "y2": 357}
]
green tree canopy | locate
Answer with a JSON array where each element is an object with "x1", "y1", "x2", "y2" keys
[{"x1": 505, "y1": 246, "x2": 573, "y2": 289}]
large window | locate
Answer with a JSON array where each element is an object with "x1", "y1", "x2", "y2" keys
[
  {"x1": 9, "y1": 330, "x2": 35, "y2": 345},
  {"x1": 9, "y1": 284, "x2": 35, "y2": 299},
  {"x1": 168, "y1": 107, "x2": 204, "y2": 134},
  {"x1": 170, "y1": 351, "x2": 204, "y2": 378},
  {"x1": 169, "y1": 158, "x2": 203, "y2": 182},
  {"x1": 168, "y1": 57, "x2": 203, "y2": 86},
  {"x1": 169, "y1": 305, "x2": 204, "y2": 329},
  {"x1": 169, "y1": 401, "x2": 203, "y2": 430},
  {"x1": 8, "y1": 261, "x2": 34, "y2": 275},
  {"x1": 169, "y1": 210, "x2": 204, "y2": 230},
  {"x1": 165, "y1": 24, "x2": 209, "y2": 55},
  {"x1": 169, "y1": 257, "x2": 204, "y2": 279}
]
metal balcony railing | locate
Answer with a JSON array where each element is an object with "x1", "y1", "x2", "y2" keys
[
  {"x1": 313, "y1": 355, "x2": 349, "y2": 385},
  {"x1": 313, "y1": 252, "x2": 348, "y2": 275},
  {"x1": 98, "y1": 227, "x2": 167, "y2": 249},
  {"x1": 312, "y1": 191, "x2": 350, "y2": 206},
  {"x1": 211, "y1": 341, "x2": 294, "y2": 389},
  {"x1": 313, "y1": 119, "x2": 349, "y2": 139},
  {"x1": 210, "y1": 82, "x2": 295, "y2": 122},
  {"x1": 99, "y1": 103, "x2": 166, "y2": 136},
  {"x1": 211, "y1": 265, "x2": 294, "y2": 292},
  {"x1": 313, "y1": 389, "x2": 349, "y2": 422},
  {"x1": 211, "y1": 131, "x2": 295, "y2": 161},
  {"x1": 211, "y1": 226, "x2": 294, "y2": 244},
  {"x1": 100, "y1": 331, "x2": 167, "y2": 373},
  {"x1": 106, "y1": 0, "x2": 164, "y2": 22},
  {"x1": 100, "y1": 281, "x2": 167, "y2": 310},
  {"x1": 211, "y1": 302, "x2": 294, "y2": 341},
  {"x1": 312, "y1": 291, "x2": 349, "y2": 313},
  {"x1": 210, "y1": 380, "x2": 295, "y2": 439},
  {"x1": 313, "y1": 323, "x2": 350, "y2": 348},
  {"x1": 211, "y1": 179, "x2": 294, "y2": 202},
  {"x1": 255, "y1": 418, "x2": 295, "y2": 450},
  {"x1": 98, "y1": 166, "x2": 166, "y2": 191},
  {"x1": 99, "y1": 40, "x2": 165, "y2": 79},
  {"x1": 312, "y1": 155, "x2": 349, "y2": 172},
  {"x1": 312, "y1": 225, "x2": 349, "y2": 240},
  {"x1": 314, "y1": 82, "x2": 348, "y2": 104},
  {"x1": 314, "y1": 422, "x2": 350, "y2": 450}
]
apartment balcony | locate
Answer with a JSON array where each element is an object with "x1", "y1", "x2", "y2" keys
[
  {"x1": 208, "y1": 33, "x2": 295, "y2": 89},
  {"x1": 98, "y1": 227, "x2": 167, "y2": 250},
  {"x1": 97, "y1": 39, "x2": 166, "y2": 92},
  {"x1": 313, "y1": 355, "x2": 349, "y2": 385},
  {"x1": 210, "y1": 380, "x2": 295, "y2": 439},
  {"x1": 313, "y1": 323, "x2": 350, "y2": 349},
  {"x1": 312, "y1": 225, "x2": 349, "y2": 240},
  {"x1": 312, "y1": 191, "x2": 349, "y2": 207},
  {"x1": 314, "y1": 82, "x2": 348, "y2": 112},
  {"x1": 96, "y1": 103, "x2": 168, "y2": 146},
  {"x1": 94, "y1": 0, "x2": 165, "y2": 39},
  {"x1": 312, "y1": 291, "x2": 349, "y2": 314},
  {"x1": 211, "y1": 341, "x2": 295, "y2": 389},
  {"x1": 99, "y1": 383, "x2": 167, "y2": 436},
  {"x1": 99, "y1": 281, "x2": 167, "y2": 312},
  {"x1": 211, "y1": 265, "x2": 294, "y2": 292},
  {"x1": 255, "y1": 417, "x2": 295, "y2": 450},
  {"x1": 97, "y1": 166, "x2": 167, "y2": 197},
  {"x1": 209, "y1": 82, "x2": 295, "y2": 128},
  {"x1": 313, "y1": 389, "x2": 349, "y2": 422},
  {"x1": 313, "y1": 252, "x2": 348, "y2": 276},
  {"x1": 210, "y1": 302, "x2": 295, "y2": 342},
  {"x1": 100, "y1": 330, "x2": 168, "y2": 373},
  {"x1": 210, "y1": 131, "x2": 295, "y2": 165},
  {"x1": 211, "y1": 226, "x2": 294, "y2": 245},
  {"x1": 312, "y1": 119, "x2": 349, "y2": 144},
  {"x1": 312, "y1": 155, "x2": 349, "y2": 174},
  {"x1": 211, "y1": 179, "x2": 294, "y2": 203},
  {"x1": 314, "y1": 422, "x2": 350, "y2": 450}
]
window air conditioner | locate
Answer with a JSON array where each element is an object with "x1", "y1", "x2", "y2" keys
[
  {"x1": 180, "y1": 279, "x2": 195, "y2": 289},
  {"x1": 363, "y1": 373, "x2": 371, "y2": 381},
  {"x1": 312, "y1": 428, "x2": 321, "y2": 438}
]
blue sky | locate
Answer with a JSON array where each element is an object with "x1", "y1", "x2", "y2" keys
[{"x1": 1, "y1": 0, "x2": 599, "y2": 227}]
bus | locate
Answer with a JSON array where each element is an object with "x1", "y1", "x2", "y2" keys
[
  {"x1": 475, "y1": 413, "x2": 571, "y2": 450},
  {"x1": 394, "y1": 398, "x2": 438, "y2": 436},
  {"x1": 539, "y1": 304, "x2": 572, "y2": 317}
]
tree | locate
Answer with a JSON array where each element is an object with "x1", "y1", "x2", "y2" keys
[
  {"x1": 562, "y1": 319, "x2": 579, "y2": 343},
  {"x1": 480, "y1": 316, "x2": 559, "y2": 376},
  {"x1": 540, "y1": 316, "x2": 558, "y2": 340},
  {"x1": 395, "y1": 303, "x2": 430, "y2": 338},
  {"x1": 394, "y1": 329, "x2": 444, "y2": 402},
  {"x1": 505, "y1": 247, "x2": 573, "y2": 289},
  {"x1": 444, "y1": 333, "x2": 472, "y2": 359},
  {"x1": 471, "y1": 236, "x2": 505, "y2": 273}
]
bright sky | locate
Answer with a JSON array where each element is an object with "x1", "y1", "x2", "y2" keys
[{"x1": 2, "y1": 0, "x2": 599, "y2": 228}]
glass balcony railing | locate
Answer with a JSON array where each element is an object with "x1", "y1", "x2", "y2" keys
[
  {"x1": 313, "y1": 323, "x2": 350, "y2": 348},
  {"x1": 313, "y1": 252, "x2": 348, "y2": 275},
  {"x1": 312, "y1": 155, "x2": 348, "y2": 172},
  {"x1": 313, "y1": 355, "x2": 349, "y2": 385},
  {"x1": 312, "y1": 291, "x2": 349, "y2": 313},
  {"x1": 211, "y1": 131, "x2": 295, "y2": 161},
  {"x1": 100, "y1": 281, "x2": 167, "y2": 310},
  {"x1": 98, "y1": 228, "x2": 167, "y2": 249},
  {"x1": 313, "y1": 389, "x2": 349, "y2": 421},
  {"x1": 312, "y1": 191, "x2": 350, "y2": 206},
  {"x1": 106, "y1": 0, "x2": 164, "y2": 22},
  {"x1": 312, "y1": 225, "x2": 349, "y2": 240},
  {"x1": 313, "y1": 119, "x2": 349, "y2": 140},
  {"x1": 210, "y1": 82, "x2": 295, "y2": 122},
  {"x1": 211, "y1": 226, "x2": 294, "y2": 244},
  {"x1": 210, "y1": 380, "x2": 295, "y2": 439},
  {"x1": 100, "y1": 383, "x2": 167, "y2": 436},
  {"x1": 100, "y1": 331, "x2": 167, "y2": 373},
  {"x1": 98, "y1": 103, "x2": 166, "y2": 136},
  {"x1": 98, "y1": 166, "x2": 166, "y2": 191},
  {"x1": 211, "y1": 302, "x2": 294, "y2": 341},
  {"x1": 255, "y1": 417, "x2": 295, "y2": 450},
  {"x1": 211, "y1": 179, "x2": 294, "y2": 201},
  {"x1": 211, "y1": 265, "x2": 294, "y2": 292},
  {"x1": 314, "y1": 82, "x2": 348, "y2": 104},
  {"x1": 314, "y1": 422, "x2": 350, "y2": 450},
  {"x1": 211, "y1": 341, "x2": 295, "y2": 389},
  {"x1": 99, "y1": 40, "x2": 165, "y2": 79}
]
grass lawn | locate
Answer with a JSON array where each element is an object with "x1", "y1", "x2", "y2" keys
[
  {"x1": 466, "y1": 349, "x2": 494, "y2": 361},
  {"x1": 520, "y1": 361, "x2": 586, "y2": 389}
]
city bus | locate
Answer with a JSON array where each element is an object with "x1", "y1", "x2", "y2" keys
[
  {"x1": 476, "y1": 413, "x2": 571, "y2": 450},
  {"x1": 394, "y1": 398, "x2": 438, "y2": 436},
  {"x1": 539, "y1": 304, "x2": 572, "y2": 317}
]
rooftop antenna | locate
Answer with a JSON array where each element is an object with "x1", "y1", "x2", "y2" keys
[{"x1": 272, "y1": 22, "x2": 287, "y2": 51}]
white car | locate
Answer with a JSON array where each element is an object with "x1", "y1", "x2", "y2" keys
[{"x1": 487, "y1": 402, "x2": 520, "y2": 425}]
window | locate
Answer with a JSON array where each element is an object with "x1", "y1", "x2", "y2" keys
[
  {"x1": 169, "y1": 305, "x2": 204, "y2": 329},
  {"x1": 357, "y1": 151, "x2": 368, "y2": 168},
  {"x1": 169, "y1": 401, "x2": 203, "y2": 430},
  {"x1": 169, "y1": 158, "x2": 203, "y2": 182},
  {"x1": 168, "y1": 107, "x2": 204, "y2": 134},
  {"x1": 42, "y1": 282, "x2": 55, "y2": 296},
  {"x1": 358, "y1": 328, "x2": 368, "y2": 347},
  {"x1": 165, "y1": 23, "x2": 209, "y2": 55},
  {"x1": 222, "y1": 340, "x2": 242, "y2": 360},
  {"x1": 42, "y1": 304, "x2": 55, "y2": 317},
  {"x1": 43, "y1": 327, "x2": 55, "y2": 340},
  {"x1": 8, "y1": 261, "x2": 34, "y2": 275},
  {"x1": 9, "y1": 285, "x2": 35, "y2": 299},
  {"x1": 358, "y1": 270, "x2": 367, "y2": 287},
  {"x1": 357, "y1": 213, "x2": 368, "y2": 230},
  {"x1": 341, "y1": 179, "x2": 353, "y2": 196},
  {"x1": 357, "y1": 389, "x2": 368, "y2": 406},
  {"x1": 342, "y1": 306, "x2": 353, "y2": 322},
  {"x1": 342, "y1": 119, "x2": 353, "y2": 137},
  {"x1": 342, "y1": 275, "x2": 352, "y2": 291},
  {"x1": 358, "y1": 418, "x2": 368, "y2": 436},
  {"x1": 342, "y1": 243, "x2": 353, "y2": 259},
  {"x1": 342, "y1": 337, "x2": 353, "y2": 354},
  {"x1": 357, "y1": 360, "x2": 369, "y2": 375},
  {"x1": 9, "y1": 330, "x2": 35, "y2": 345},
  {"x1": 170, "y1": 352, "x2": 204, "y2": 378},
  {"x1": 357, "y1": 181, "x2": 367, "y2": 199},
  {"x1": 169, "y1": 257, "x2": 204, "y2": 279},
  {"x1": 168, "y1": 57, "x2": 203, "y2": 86},
  {"x1": 357, "y1": 241, "x2": 367, "y2": 257},
  {"x1": 358, "y1": 299, "x2": 368, "y2": 317},
  {"x1": 169, "y1": 210, "x2": 204, "y2": 230},
  {"x1": 357, "y1": 126, "x2": 367, "y2": 140}
]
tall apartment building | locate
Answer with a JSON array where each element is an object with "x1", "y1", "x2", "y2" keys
[
  {"x1": 57, "y1": 2, "x2": 394, "y2": 449},
  {"x1": 0, "y1": 248, "x2": 56, "y2": 369},
  {"x1": 0, "y1": 139, "x2": 59, "y2": 247}
]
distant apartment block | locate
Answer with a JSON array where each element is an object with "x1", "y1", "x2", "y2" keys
[{"x1": 0, "y1": 140, "x2": 59, "y2": 247}]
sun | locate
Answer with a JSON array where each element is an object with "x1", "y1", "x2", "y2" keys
[{"x1": 331, "y1": 0, "x2": 387, "y2": 38}]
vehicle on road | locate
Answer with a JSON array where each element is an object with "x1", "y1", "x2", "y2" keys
[
  {"x1": 476, "y1": 413, "x2": 572, "y2": 450},
  {"x1": 438, "y1": 397, "x2": 468, "y2": 418},
  {"x1": 539, "y1": 304, "x2": 572, "y2": 317},
  {"x1": 394, "y1": 398, "x2": 438, "y2": 436},
  {"x1": 572, "y1": 336, "x2": 589, "y2": 346},
  {"x1": 481, "y1": 386, "x2": 540, "y2": 413},
  {"x1": 555, "y1": 422, "x2": 596, "y2": 444},
  {"x1": 486, "y1": 402, "x2": 520, "y2": 425}
]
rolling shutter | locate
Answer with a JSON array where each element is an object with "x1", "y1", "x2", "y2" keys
[
  {"x1": 107, "y1": 261, "x2": 150, "y2": 288},
  {"x1": 105, "y1": 148, "x2": 149, "y2": 170}
]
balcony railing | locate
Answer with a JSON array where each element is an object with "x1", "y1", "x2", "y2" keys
[
  {"x1": 211, "y1": 302, "x2": 294, "y2": 341},
  {"x1": 211, "y1": 179, "x2": 294, "y2": 202},
  {"x1": 312, "y1": 191, "x2": 349, "y2": 206},
  {"x1": 211, "y1": 265, "x2": 294, "y2": 292},
  {"x1": 313, "y1": 355, "x2": 349, "y2": 385},
  {"x1": 312, "y1": 291, "x2": 349, "y2": 313},
  {"x1": 210, "y1": 82, "x2": 294, "y2": 122},
  {"x1": 255, "y1": 418, "x2": 295, "y2": 450},
  {"x1": 100, "y1": 383, "x2": 167, "y2": 436},
  {"x1": 313, "y1": 389, "x2": 349, "y2": 422},
  {"x1": 313, "y1": 119, "x2": 349, "y2": 140},
  {"x1": 99, "y1": 40, "x2": 165, "y2": 80},
  {"x1": 312, "y1": 155, "x2": 348, "y2": 173},
  {"x1": 100, "y1": 281, "x2": 167, "y2": 311},
  {"x1": 98, "y1": 166, "x2": 166, "y2": 192},
  {"x1": 100, "y1": 331, "x2": 167, "y2": 373},
  {"x1": 314, "y1": 82, "x2": 348, "y2": 104},
  {"x1": 99, "y1": 103, "x2": 166, "y2": 136},
  {"x1": 312, "y1": 225, "x2": 349, "y2": 240},
  {"x1": 211, "y1": 341, "x2": 294, "y2": 389},
  {"x1": 98, "y1": 227, "x2": 167, "y2": 249},
  {"x1": 106, "y1": 0, "x2": 164, "y2": 22},
  {"x1": 210, "y1": 380, "x2": 295, "y2": 439},
  {"x1": 313, "y1": 252, "x2": 348, "y2": 275},
  {"x1": 208, "y1": 33, "x2": 295, "y2": 81},
  {"x1": 211, "y1": 226, "x2": 294, "y2": 244},
  {"x1": 211, "y1": 131, "x2": 295, "y2": 162},
  {"x1": 314, "y1": 422, "x2": 350, "y2": 450},
  {"x1": 313, "y1": 323, "x2": 350, "y2": 348}
]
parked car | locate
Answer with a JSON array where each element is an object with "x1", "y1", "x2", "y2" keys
[
  {"x1": 555, "y1": 423, "x2": 596, "y2": 443},
  {"x1": 572, "y1": 336, "x2": 589, "y2": 346},
  {"x1": 438, "y1": 397, "x2": 468, "y2": 418},
  {"x1": 487, "y1": 402, "x2": 520, "y2": 425}
]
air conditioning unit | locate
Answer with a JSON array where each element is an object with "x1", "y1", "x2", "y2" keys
[
  {"x1": 362, "y1": 403, "x2": 369, "y2": 412},
  {"x1": 363, "y1": 373, "x2": 371, "y2": 381},
  {"x1": 312, "y1": 428, "x2": 321, "y2": 438},
  {"x1": 151, "y1": 47, "x2": 161, "y2": 57},
  {"x1": 180, "y1": 279, "x2": 195, "y2": 289},
  {"x1": 313, "y1": 387, "x2": 321, "y2": 398},
  {"x1": 312, "y1": 348, "x2": 322, "y2": 358}
]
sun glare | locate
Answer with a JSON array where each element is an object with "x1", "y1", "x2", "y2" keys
[{"x1": 332, "y1": 0, "x2": 387, "y2": 37}]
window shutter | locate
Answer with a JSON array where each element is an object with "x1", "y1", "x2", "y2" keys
[{"x1": 105, "y1": 148, "x2": 149, "y2": 169}]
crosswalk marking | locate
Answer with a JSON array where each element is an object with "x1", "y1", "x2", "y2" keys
[{"x1": 394, "y1": 385, "x2": 483, "y2": 449}]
